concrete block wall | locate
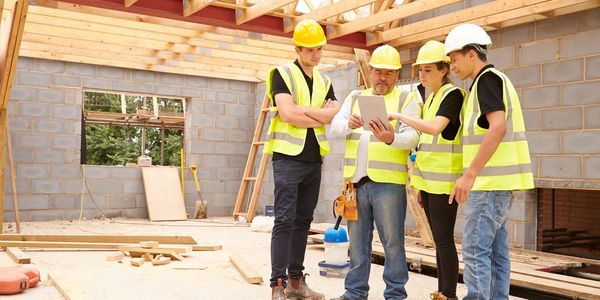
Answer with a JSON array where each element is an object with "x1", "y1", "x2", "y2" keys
[{"x1": 4, "y1": 57, "x2": 256, "y2": 221}]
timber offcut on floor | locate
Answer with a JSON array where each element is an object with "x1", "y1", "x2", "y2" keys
[{"x1": 310, "y1": 223, "x2": 600, "y2": 300}]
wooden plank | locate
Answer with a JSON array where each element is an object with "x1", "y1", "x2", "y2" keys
[
  {"x1": 406, "y1": 166, "x2": 435, "y2": 247},
  {"x1": 0, "y1": 110, "x2": 5, "y2": 231},
  {"x1": 354, "y1": 48, "x2": 372, "y2": 88},
  {"x1": 327, "y1": 0, "x2": 463, "y2": 39},
  {"x1": 0, "y1": 234, "x2": 198, "y2": 244},
  {"x1": 0, "y1": 0, "x2": 28, "y2": 110},
  {"x1": 236, "y1": 0, "x2": 295, "y2": 25},
  {"x1": 309, "y1": 230, "x2": 600, "y2": 298},
  {"x1": 388, "y1": 0, "x2": 581, "y2": 47},
  {"x1": 48, "y1": 272, "x2": 91, "y2": 300},
  {"x1": 183, "y1": 0, "x2": 218, "y2": 17},
  {"x1": 191, "y1": 245, "x2": 222, "y2": 251},
  {"x1": 379, "y1": 0, "x2": 549, "y2": 46},
  {"x1": 229, "y1": 253, "x2": 264, "y2": 284},
  {"x1": 20, "y1": 49, "x2": 261, "y2": 82},
  {"x1": 123, "y1": 0, "x2": 138, "y2": 7},
  {"x1": 118, "y1": 245, "x2": 191, "y2": 253},
  {"x1": 141, "y1": 167, "x2": 188, "y2": 221},
  {"x1": 284, "y1": 0, "x2": 376, "y2": 32},
  {"x1": 0, "y1": 241, "x2": 141, "y2": 249},
  {"x1": 129, "y1": 250, "x2": 184, "y2": 261},
  {"x1": 6, "y1": 247, "x2": 30, "y2": 264}
]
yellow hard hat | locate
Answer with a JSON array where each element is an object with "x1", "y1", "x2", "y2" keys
[
  {"x1": 369, "y1": 45, "x2": 401, "y2": 70},
  {"x1": 293, "y1": 19, "x2": 327, "y2": 48},
  {"x1": 413, "y1": 40, "x2": 450, "y2": 66}
]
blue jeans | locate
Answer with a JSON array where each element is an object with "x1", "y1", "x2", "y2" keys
[
  {"x1": 343, "y1": 179, "x2": 409, "y2": 300},
  {"x1": 462, "y1": 191, "x2": 513, "y2": 300},
  {"x1": 270, "y1": 159, "x2": 321, "y2": 287}
]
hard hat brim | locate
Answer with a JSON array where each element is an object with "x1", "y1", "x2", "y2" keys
[
  {"x1": 293, "y1": 40, "x2": 327, "y2": 48},
  {"x1": 369, "y1": 63, "x2": 401, "y2": 70},
  {"x1": 412, "y1": 58, "x2": 450, "y2": 66}
]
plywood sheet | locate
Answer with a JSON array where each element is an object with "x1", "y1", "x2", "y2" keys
[{"x1": 141, "y1": 167, "x2": 187, "y2": 221}]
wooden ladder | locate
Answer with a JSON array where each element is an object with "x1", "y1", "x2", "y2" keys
[{"x1": 233, "y1": 94, "x2": 271, "y2": 222}]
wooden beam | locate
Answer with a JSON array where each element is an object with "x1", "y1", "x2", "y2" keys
[
  {"x1": 0, "y1": 0, "x2": 29, "y2": 110},
  {"x1": 0, "y1": 110, "x2": 5, "y2": 232},
  {"x1": 388, "y1": 0, "x2": 588, "y2": 47},
  {"x1": 6, "y1": 247, "x2": 30, "y2": 264},
  {"x1": 354, "y1": 48, "x2": 372, "y2": 88},
  {"x1": 0, "y1": 234, "x2": 198, "y2": 244},
  {"x1": 236, "y1": 0, "x2": 295, "y2": 25},
  {"x1": 230, "y1": 253, "x2": 264, "y2": 284},
  {"x1": 328, "y1": 0, "x2": 462, "y2": 40},
  {"x1": 284, "y1": 0, "x2": 376, "y2": 33},
  {"x1": 375, "y1": 0, "x2": 549, "y2": 46},
  {"x1": 48, "y1": 272, "x2": 91, "y2": 300},
  {"x1": 183, "y1": 0, "x2": 218, "y2": 17},
  {"x1": 123, "y1": 0, "x2": 138, "y2": 8}
]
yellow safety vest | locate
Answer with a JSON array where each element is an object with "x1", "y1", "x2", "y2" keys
[
  {"x1": 263, "y1": 63, "x2": 331, "y2": 156},
  {"x1": 412, "y1": 84, "x2": 466, "y2": 194},
  {"x1": 463, "y1": 68, "x2": 534, "y2": 191},
  {"x1": 343, "y1": 87, "x2": 419, "y2": 185}
]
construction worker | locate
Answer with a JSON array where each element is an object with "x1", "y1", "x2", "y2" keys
[
  {"x1": 388, "y1": 40, "x2": 465, "y2": 300},
  {"x1": 264, "y1": 19, "x2": 340, "y2": 300},
  {"x1": 444, "y1": 24, "x2": 534, "y2": 300},
  {"x1": 330, "y1": 45, "x2": 420, "y2": 300}
]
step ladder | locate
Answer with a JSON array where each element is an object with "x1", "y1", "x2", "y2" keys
[{"x1": 233, "y1": 94, "x2": 271, "y2": 222}]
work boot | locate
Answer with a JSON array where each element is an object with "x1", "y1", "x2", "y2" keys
[
  {"x1": 272, "y1": 278, "x2": 285, "y2": 300},
  {"x1": 430, "y1": 291, "x2": 458, "y2": 300},
  {"x1": 286, "y1": 274, "x2": 325, "y2": 300},
  {"x1": 330, "y1": 295, "x2": 351, "y2": 300}
]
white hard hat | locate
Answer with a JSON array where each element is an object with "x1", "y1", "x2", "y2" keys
[{"x1": 444, "y1": 23, "x2": 492, "y2": 55}]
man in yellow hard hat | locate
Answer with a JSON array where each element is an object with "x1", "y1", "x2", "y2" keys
[
  {"x1": 445, "y1": 23, "x2": 534, "y2": 300},
  {"x1": 329, "y1": 44, "x2": 421, "y2": 300},
  {"x1": 264, "y1": 19, "x2": 340, "y2": 300}
]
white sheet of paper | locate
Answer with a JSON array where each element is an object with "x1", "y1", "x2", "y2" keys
[{"x1": 357, "y1": 95, "x2": 388, "y2": 131}]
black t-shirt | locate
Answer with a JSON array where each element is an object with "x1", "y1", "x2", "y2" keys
[
  {"x1": 419, "y1": 84, "x2": 463, "y2": 140},
  {"x1": 469, "y1": 65, "x2": 505, "y2": 129},
  {"x1": 435, "y1": 89, "x2": 463, "y2": 140},
  {"x1": 270, "y1": 60, "x2": 337, "y2": 163}
]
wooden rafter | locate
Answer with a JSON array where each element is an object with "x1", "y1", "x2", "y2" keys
[
  {"x1": 183, "y1": 0, "x2": 219, "y2": 17},
  {"x1": 303, "y1": 0, "x2": 316, "y2": 12},
  {"x1": 123, "y1": 0, "x2": 138, "y2": 8},
  {"x1": 1, "y1": 0, "x2": 29, "y2": 110},
  {"x1": 387, "y1": 0, "x2": 592, "y2": 47},
  {"x1": 236, "y1": 0, "x2": 295, "y2": 25},
  {"x1": 376, "y1": 0, "x2": 548, "y2": 46},
  {"x1": 284, "y1": 0, "x2": 377, "y2": 33},
  {"x1": 328, "y1": 0, "x2": 462, "y2": 40}
]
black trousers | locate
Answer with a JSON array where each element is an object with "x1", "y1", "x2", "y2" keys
[
  {"x1": 421, "y1": 190, "x2": 459, "y2": 298},
  {"x1": 270, "y1": 159, "x2": 321, "y2": 287}
]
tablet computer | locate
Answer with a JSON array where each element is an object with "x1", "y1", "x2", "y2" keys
[{"x1": 357, "y1": 95, "x2": 387, "y2": 131}]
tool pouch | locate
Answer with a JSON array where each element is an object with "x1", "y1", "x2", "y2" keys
[{"x1": 333, "y1": 181, "x2": 358, "y2": 221}]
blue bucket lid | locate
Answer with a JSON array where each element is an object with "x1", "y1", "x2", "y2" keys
[{"x1": 324, "y1": 226, "x2": 348, "y2": 243}]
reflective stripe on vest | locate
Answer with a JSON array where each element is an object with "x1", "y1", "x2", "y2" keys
[
  {"x1": 411, "y1": 84, "x2": 465, "y2": 194},
  {"x1": 263, "y1": 63, "x2": 332, "y2": 156},
  {"x1": 343, "y1": 87, "x2": 415, "y2": 185},
  {"x1": 462, "y1": 68, "x2": 534, "y2": 191}
]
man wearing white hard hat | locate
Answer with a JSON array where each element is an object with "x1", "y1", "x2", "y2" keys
[
  {"x1": 444, "y1": 24, "x2": 534, "y2": 300},
  {"x1": 329, "y1": 44, "x2": 420, "y2": 300}
]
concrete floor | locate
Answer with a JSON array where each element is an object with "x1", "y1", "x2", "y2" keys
[{"x1": 0, "y1": 218, "x2": 525, "y2": 299}]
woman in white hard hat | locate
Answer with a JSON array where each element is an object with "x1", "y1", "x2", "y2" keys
[{"x1": 389, "y1": 40, "x2": 465, "y2": 300}]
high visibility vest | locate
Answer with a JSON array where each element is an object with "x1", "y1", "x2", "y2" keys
[
  {"x1": 412, "y1": 83, "x2": 466, "y2": 194},
  {"x1": 263, "y1": 63, "x2": 331, "y2": 156},
  {"x1": 343, "y1": 87, "x2": 419, "y2": 185},
  {"x1": 463, "y1": 68, "x2": 534, "y2": 191}
]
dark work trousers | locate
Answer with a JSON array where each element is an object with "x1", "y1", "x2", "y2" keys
[
  {"x1": 270, "y1": 159, "x2": 322, "y2": 287},
  {"x1": 421, "y1": 190, "x2": 459, "y2": 298}
]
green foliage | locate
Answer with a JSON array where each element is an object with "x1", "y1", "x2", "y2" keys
[{"x1": 83, "y1": 91, "x2": 184, "y2": 166}]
